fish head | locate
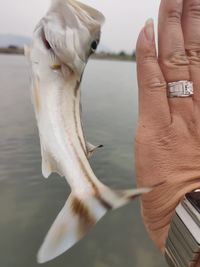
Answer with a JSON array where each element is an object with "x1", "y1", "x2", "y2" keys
[{"x1": 30, "y1": 0, "x2": 105, "y2": 79}]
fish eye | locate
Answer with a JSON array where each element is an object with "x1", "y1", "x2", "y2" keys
[{"x1": 91, "y1": 40, "x2": 98, "y2": 52}]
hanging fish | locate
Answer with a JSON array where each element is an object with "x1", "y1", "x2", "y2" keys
[{"x1": 26, "y1": 0, "x2": 151, "y2": 263}]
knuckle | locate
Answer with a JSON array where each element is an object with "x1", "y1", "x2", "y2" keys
[
  {"x1": 188, "y1": 0, "x2": 200, "y2": 19},
  {"x1": 168, "y1": 52, "x2": 189, "y2": 66},
  {"x1": 148, "y1": 80, "x2": 166, "y2": 92},
  {"x1": 167, "y1": 9, "x2": 182, "y2": 23},
  {"x1": 136, "y1": 42, "x2": 156, "y2": 64},
  {"x1": 159, "y1": 51, "x2": 189, "y2": 68},
  {"x1": 186, "y1": 49, "x2": 200, "y2": 65},
  {"x1": 142, "y1": 75, "x2": 166, "y2": 91},
  {"x1": 139, "y1": 55, "x2": 157, "y2": 65}
]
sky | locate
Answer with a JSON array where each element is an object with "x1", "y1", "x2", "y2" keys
[{"x1": 0, "y1": 0, "x2": 160, "y2": 53}]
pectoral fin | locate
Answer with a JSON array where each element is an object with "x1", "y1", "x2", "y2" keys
[
  {"x1": 41, "y1": 145, "x2": 52, "y2": 178},
  {"x1": 40, "y1": 142, "x2": 64, "y2": 178},
  {"x1": 86, "y1": 142, "x2": 103, "y2": 158}
]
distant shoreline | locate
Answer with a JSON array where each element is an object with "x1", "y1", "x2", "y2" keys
[
  {"x1": 0, "y1": 47, "x2": 24, "y2": 55},
  {"x1": 0, "y1": 47, "x2": 136, "y2": 62},
  {"x1": 90, "y1": 53, "x2": 136, "y2": 62}
]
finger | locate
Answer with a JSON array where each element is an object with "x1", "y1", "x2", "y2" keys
[
  {"x1": 158, "y1": 0, "x2": 189, "y2": 81},
  {"x1": 136, "y1": 19, "x2": 171, "y2": 127},
  {"x1": 158, "y1": 0, "x2": 193, "y2": 119},
  {"x1": 182, "y1": 0, "x2": 200, "y2": 101}
]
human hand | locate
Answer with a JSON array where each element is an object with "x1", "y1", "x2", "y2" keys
[{"x1": 135, "y1": 0, "x2": 200, "y2": 258}]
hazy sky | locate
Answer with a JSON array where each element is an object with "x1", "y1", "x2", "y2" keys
[{"x1": 0, "y1": 0, "x2": 160, "y2": 53}]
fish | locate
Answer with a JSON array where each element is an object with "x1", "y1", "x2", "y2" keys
[{"x1": 25, "y1": 0, "x2": 151, "y2": 264}]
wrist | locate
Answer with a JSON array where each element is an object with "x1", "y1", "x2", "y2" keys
[{"x1": 139, "y1": 178, "x2": 200, "y2": 251}]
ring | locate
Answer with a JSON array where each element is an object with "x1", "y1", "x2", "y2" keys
[{"x1": 167, "y1": 81, "x2": 194, "y2": 98}]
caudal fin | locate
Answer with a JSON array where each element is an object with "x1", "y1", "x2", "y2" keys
[{"x1": 37, "y1": 186, "x2": 150, "y2": 264}]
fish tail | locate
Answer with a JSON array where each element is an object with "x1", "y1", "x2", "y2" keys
[{"x1": 37, "y1": 185, "x2": 150, "y2": 264}]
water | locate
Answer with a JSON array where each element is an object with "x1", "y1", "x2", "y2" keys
[{"x1": 0, "y1": 55, "x2": 167, "y2": 267}]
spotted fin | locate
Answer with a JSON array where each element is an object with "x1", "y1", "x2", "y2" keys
[
  {"x1": 86, "y1": 142, "x2": 103, "y2": 158},
  {"x1": 37, "y1": 186, "x2": 151, "y2": 263}
]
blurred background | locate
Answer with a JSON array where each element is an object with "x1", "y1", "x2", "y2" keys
[
  {"x1": 0, "y1": 0, "x2": 160, "y2": 55},
  {"x1": 0, "y1": 1, "x2": 167, "y2": 267}
]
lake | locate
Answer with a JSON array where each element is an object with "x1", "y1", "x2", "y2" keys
[{"x1": 0, "y1": 55, "x2": 167, "y2": 267}]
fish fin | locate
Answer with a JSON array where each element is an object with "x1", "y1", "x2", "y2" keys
[
  {"x1": 37, "y1": 186, "x2": 151, "y2": 263},
  {"x1": 86, "y1": 142, "x2": 103, "y2": 158},
  {"x1": 41, "y1": 145, "x2": 64, "y2": 178},
  {"x1": 41, "y1": 145, "x2": 52, "y2": 178}
]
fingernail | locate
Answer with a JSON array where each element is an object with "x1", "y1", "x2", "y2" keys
[{"x1": 144, "y1": 18, "x2": 154, "y2": 42}]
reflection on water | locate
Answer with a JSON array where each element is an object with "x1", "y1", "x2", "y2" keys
[{"x1": 0, "y1": 55, "x2": 167, "y2": 267}]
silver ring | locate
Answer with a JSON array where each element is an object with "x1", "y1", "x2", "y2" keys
[{"x1": 167, "y1": 80, "x2": 194, "y2": 98}]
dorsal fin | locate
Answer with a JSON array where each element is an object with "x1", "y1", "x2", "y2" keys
[{"x1": 86, "y1": 142, "x2": 103, "y2": 158}]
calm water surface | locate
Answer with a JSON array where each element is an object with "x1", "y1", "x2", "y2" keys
[{"x1": 0, "y1": 55, "x2": 167, "y2": 267}]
